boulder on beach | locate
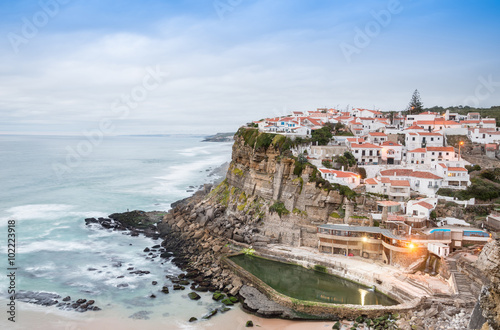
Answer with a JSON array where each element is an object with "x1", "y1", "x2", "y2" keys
[{"x1": 188, "y1": 292, "x2": 201, "y2": 300}]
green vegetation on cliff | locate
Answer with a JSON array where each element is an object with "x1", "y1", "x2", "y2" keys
[
  {"x1": 269, "y1": 201, "x2": 290, "y2": 217},
  {"x1": 235, "y1": 128, "x2": 294, "y2": 151}
]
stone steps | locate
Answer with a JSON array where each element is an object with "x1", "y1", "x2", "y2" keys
[{"x1": 447, "y1": 258, "x2": 475, "y2": 298}]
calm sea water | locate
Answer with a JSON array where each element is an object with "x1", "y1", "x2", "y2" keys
[{"x1": 0, "y1": 135, "x2": 234, "y2": 328}]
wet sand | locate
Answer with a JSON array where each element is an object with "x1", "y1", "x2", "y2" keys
[{"x1": 3, "y1": 300, "x2": 335, "y2": 330}]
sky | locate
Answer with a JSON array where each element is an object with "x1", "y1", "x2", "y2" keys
[{"x1": 0, "y1": 0, "x2": 499, "y2": 135}]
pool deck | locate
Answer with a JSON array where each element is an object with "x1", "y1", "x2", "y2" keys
[{"x1": 257, "y1": 244, "x2": 452, "y2": 300}]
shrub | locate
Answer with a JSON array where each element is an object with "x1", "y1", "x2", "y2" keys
[
  {"x1": 322, "y1": 160, "x2": 333, "y2": 168},
  {"x1": 269, "y1": 202, "x2": 290, "y2": 217}
]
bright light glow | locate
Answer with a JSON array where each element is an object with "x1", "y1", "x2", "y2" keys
[
  {"x1": 460, "y1": 141, "x2": 464, "y2": 145},
  {"x1": 359, "y1": 289, "x2": 367, "y2": 306},
  {"x1": 409, "y1": 243, "x2": 415, "y2": 249},
  {"x1": 362, "y1": 236, "x2": 368, "y2": 242}
]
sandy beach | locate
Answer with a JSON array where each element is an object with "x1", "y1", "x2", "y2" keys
[{"x1": 4, "y1": 299, "x2": 335, "y2": 330}]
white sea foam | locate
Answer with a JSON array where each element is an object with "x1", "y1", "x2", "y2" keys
[
  {"x1": 19, "y1": 240, "x2": 105, "y2": 254},
  {"x1": 0, "y1": 204, "x2": 107, "y2": 227},
  {"x1": 176, "y1": 146, "x2": 212, "y2": 157}
]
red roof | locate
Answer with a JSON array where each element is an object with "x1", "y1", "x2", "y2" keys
[
  {"x1": 390, "y1": 180, "x2": 410, "y2": 187},
  {"x1": 408, "y1": 148, "x2": 426, "y2": 153},
  {"x1": 411, "y1": 171, "x2": 442, "y2": 179},
  {"x1": 415, "y1": 201, "x2": 434, "y2": 210},
  {"x1": 369, "y1": 132, "x2": 387, "y2": 136},
  {"x1": 380, "y1": 169, "x2": 414, "y2": 177},
  {"x1": 447, "y1": 167, "x2": 467, "y2": 172},
  {"x1": 350, "y1": 143, "x2": 381, "y2": 149},
  {"x1": 405, "y1": 124, "x2": 425, "y2": 130},
  {"x1": 381, "y1": 141, "x2": 401, "y2": 147},
  {"x1": 365, "y1": 178, "x2": 378, "y2": 184},
  {"x1": 426, "y1": 147, "x2": 454, "y2": 152}
]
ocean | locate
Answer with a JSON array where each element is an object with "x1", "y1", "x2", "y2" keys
[{"x1": 0, "y1": 134, "x2": 252, "y2": 329}]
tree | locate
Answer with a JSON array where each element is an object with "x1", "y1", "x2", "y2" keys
[
  {"x1": 322, "y1": 160, "x2": 333, "y2": 169},
  {"x1": 311, "y1": 126, "x2": 333, "y2": 145},
  {"x1": 408, "y1": 89, "x2": 423, "y2": 114}
]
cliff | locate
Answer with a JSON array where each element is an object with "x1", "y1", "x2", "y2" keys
[
  {"x1": 208, "y1": 129, "x2": 349, "y2": 246},
  {"x1": 476, "y1": 239, "x2": 500, "y2": 329}
]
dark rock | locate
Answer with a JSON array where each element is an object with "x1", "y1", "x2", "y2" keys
[
  {"x1": 239, "y1": 285, "x2": 291, "y2": 318},
  {"x1": 152, "y1": 245, "x2": 161, "y2": 249},
  {"x1": 246, "y1": 320, "x2": 254, "y2": 327},
  {"x1": 161, "y1": 286, "x2": 169, "y2": 294},
  {"x1": 117, "y1": 283, "x2": 129, "y2": 288},
  {"x1": 220, "y1": 307, "x2": 231, "y2": 313},
  {"x1": 173, "y1": 285, "x2": 185, "y2": 290},
  {"x1": 144, "y1": 247, "x2": 150, "y2": 252},
  {"x1": 212, "y1": 292, "x2": 225, "y2": 301},
  {"x1": 85, "y1": 218, "x2": 98, "y2": 224},
  {"x1": 152, "y1": 281, "x2": 158, "y2": 285},
  {"x1": 87, "y1": 268, "x2": 97, "y2": 271},
  {"x1": 62, "y1": 296, "x2": 71, "y2": 302},
  {"x1": 117, "y1": 275, "x2": 125, "y2": 278},
  {"x1": 221, "y1": 298, "x2": 234, "y2": 306},
  {"x1": 193, "y1": 286, "x2": 209, "y2": 292},
  {"x1": 188, "y1": 292, "x2": 201, "y2": 300},
  {"x1": 202, "y1": 309, "x2": 218, "y2": 319},
  {"x1": 178, "y1": 280, "x2": 190, "y2": 285},
  {"x1": 189, "y1": 317, "x2": 197, "y2": 322},
  {"x1": 127, "y1": 267, "x2": 134, "y2": 271},
  {"x1": 150, "y1": 294, "x2": 156, "y2": 298},
  {"x1": 76, "y1": 299, "x2": 87, "y2": 304}
]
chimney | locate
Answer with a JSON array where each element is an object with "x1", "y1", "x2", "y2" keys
[{"x1": 341, "y1": 166, "x2": 344, "y2": 171}]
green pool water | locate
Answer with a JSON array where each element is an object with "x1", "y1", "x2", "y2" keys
[{"x1": 230, "y1": 254, "x2": 398, "y2": 306}]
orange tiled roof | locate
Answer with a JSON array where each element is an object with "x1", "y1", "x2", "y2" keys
[
  {"x1": 415, "y1": 201, "x2": 434, "y2": 209},
  {"x1": 390, "y1": 180, "x2": 410, "y2": 187}
]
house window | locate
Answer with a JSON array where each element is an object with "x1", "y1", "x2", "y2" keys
[{"x1": 431, "y1": 138, "x2": 434, "y2": 141}]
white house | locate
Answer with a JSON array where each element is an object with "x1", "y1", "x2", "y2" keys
[
  {"x1": 379, "y1": 169, "x2": 443, "y2": 197},
  {"x1": 352, "y1": 108, "x2": 383, "y2": 118},
  {"x1": 405, "y1": 132, "x2": 444, "y2": 150},
  {"x1": 318, "y1": 169, "x2": 360, "y2": 188},
  {"x1": 406, "y1": 199, "x2": 436, "y2": 219},
  {"x1": 406, "y1": 146, "x2": 456, "y2": 165},
  {"x1": 433, "y1": 163, "x2": 470, "y2": 189},
  {"x1": 405, "y1": 112, "x2": 440, "y2": 127},
  {"x1": 468, "y1": 127, "x2": 500, "y2": 144},
  {"x1": 364, "y1": 132, "x2": 388, "y2": 145},
  {"x1": 380, "y1": 141, "x2": 403, "y2": 165},
  {"x1": 350, "y1": 142, "x2": 382, "y2": 164}
]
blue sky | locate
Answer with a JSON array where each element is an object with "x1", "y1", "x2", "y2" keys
[{"x1": 1, "y1": 0, "x2": 499, "y2": 134}]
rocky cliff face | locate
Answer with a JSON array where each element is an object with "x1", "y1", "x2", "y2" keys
[
  {"x1": 221, "y1": 134, "x2": 345, "y2": 246},
  {"x1": 476, "y1": 239, "x2": 500, "y2": 329}
]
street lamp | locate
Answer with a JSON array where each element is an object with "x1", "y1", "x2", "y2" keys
[{"x1": 459, "y1": 141, "x2": 464, "y2": 160}]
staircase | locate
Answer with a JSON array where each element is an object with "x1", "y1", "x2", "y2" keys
[{"x1": 447, "y1": 258, "x2": 475, "y2": 299}]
